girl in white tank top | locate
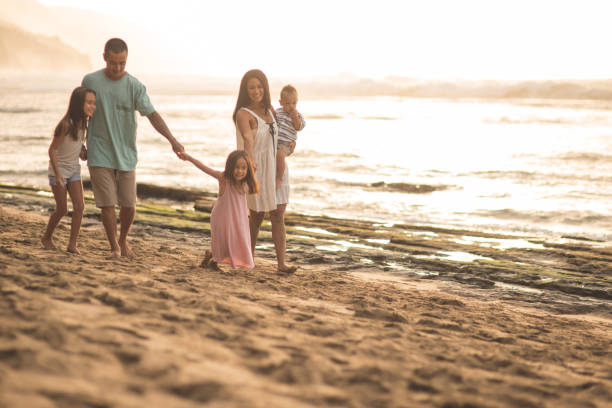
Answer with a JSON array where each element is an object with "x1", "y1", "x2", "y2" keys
[{"x1": 41, "y1": 86, "x2": 96, "y2": 254}]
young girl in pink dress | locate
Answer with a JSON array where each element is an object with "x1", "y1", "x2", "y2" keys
[{"x1": 179, "y1": 150, "x2": 259, "y2": 270}]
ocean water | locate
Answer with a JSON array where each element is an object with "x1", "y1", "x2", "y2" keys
[{"x1": 1, "y1": 76, "x2": 611, "y2": 243}]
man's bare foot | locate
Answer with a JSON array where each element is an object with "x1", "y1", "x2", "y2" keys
[
  {"x1": 41, "y1": 236, "x2": 56, "y2": 250},
  {"x1": 120, "y1": 242, "x2": 135, "y2": 258},
  {"x1": 67, "y1": 246, "x2": 81, "y2": 255}
]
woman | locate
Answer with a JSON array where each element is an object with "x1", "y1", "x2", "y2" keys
[{"x1": 233, "y1": 69, "x2": 297, "y2": 274}]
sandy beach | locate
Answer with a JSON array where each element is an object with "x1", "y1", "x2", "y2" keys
[{"x1": 0, "y1": 184, "x2": 611, "y2": 408}]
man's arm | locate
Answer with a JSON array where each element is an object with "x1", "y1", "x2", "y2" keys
[{"x1": 147, "y1": 111, "x2": 184, "y2": 156}]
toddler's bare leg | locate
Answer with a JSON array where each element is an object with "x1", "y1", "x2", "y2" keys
[{"x1": 276, "y1": 149, "x2": 286, "y2": 189}]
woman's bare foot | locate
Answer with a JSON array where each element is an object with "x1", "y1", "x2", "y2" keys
[
  {"x1": 277, "y1": 264, "x2": 297, "y2": 274},
  {"x1": 41, "y1": 236, "x2": 56, "y2": 250},
  {"x1": 67, "y1": 246, "x2": 81, "y2": 255}
]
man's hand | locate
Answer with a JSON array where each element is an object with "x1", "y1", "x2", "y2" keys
[{"x1": 171, "y1": 140, "x2": 184, "y2": 158}]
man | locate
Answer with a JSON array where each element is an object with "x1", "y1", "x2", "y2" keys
[{"x1": 82, "y1": 38, "x2": 184, "y2": 259}]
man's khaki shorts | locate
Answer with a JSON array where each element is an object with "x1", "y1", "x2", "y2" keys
[{"x1": 89, "y1": 167, "x2": 136, "y2": 208}]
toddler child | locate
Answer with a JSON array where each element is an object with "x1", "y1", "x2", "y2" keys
[
  {"x1": 275, "y1": 85, "x2": 305, "y2": 188},
  {"x1": 179, "y1": 150, "x2": 259, "y2": 270}
]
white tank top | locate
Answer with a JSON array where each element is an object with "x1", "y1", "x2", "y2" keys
[{"x1": 48, "y1": 127, "x2": 84, "y2": 178}]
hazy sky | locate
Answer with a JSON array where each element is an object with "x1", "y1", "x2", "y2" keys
[{"x1": 38, "y1": 0, "x2": 612, "y2": 80}]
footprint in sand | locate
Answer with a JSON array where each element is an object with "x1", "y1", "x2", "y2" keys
[{"x1": 166, "y1": 381, "x2": 225, "y2": 403}]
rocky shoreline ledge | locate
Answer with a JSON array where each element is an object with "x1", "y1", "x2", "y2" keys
[
  {"x1": 0, "y1": 182, "x2": 611, "y2": 407},
  {"x1": 3, "y1": 183, "x2": 610, "y2": 312}
]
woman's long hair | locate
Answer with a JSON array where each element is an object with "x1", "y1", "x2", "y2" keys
[
  {"x1": 54, "y1": 86, "x2": 95, "y2": 141},
  {"x1": 232, "y1": 69, "x2": 272, "y2": 123},
  {"x1": 223, "y1": 150, "x2": 259, "y2": 194}
]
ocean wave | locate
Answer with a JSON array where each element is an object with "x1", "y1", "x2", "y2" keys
[
  {"x1": 490, "y1": 117, "x2": 581, "y2": 125},
  {"x1": 297, "y1": 149, "x2": 361, "y2": 160},
  {"x1": 165, "y1": 111, "x2": 216, "y2": 120},
  {"x1": 557, "y1": 152, "x2": 612, "y2": 163},
  {"x1": 0, "y1": 107, "x2": 41, "y2": 114},
  {"x1": 362, "y1": 116, "x2": 397, "y2": 121},
  {"x1": 0, "y1": 169, "x2": 46, "y2": 176},
  {"x1": 296, "y1": 77, "x2": 612, "y2": 101},
  {"x1": 468, "y1": 170, "x2": 611, "y2": 184},
  {"x1": 475, "y1": 208, "x2": 610, "y2": 226},
  {"x1": 0, "y1": 135, "x2": 48, "y2": 142},
  {"x1": 468, "y1": 170, "x2": 535, "y2": 180},
  {"x1": 308, "y1": 114, "x2": 344, "y2": 120},
  {"x1": 335, "y1": 180, "x2": 450, "y2": 194}
]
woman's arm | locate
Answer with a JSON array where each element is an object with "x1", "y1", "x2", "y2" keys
[
  {"x1": 179, "y1": 152, "x2": 223, "y2": 180},
  {"x1": 236, "y1": 110, "x2": 255, "y2": 163},
  {"x1": 48, "y1": 122, "x2": 68, "y2": 187}
]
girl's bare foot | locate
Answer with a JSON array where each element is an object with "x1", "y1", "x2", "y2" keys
[
  {"x1": 107, "y1": 250, "x2": 121, "y2": 260},
  {"x1": 208, "y1": 259, "x2": 222, "y2": 272},
  {"x1": 67, "y1": 246, "x2": 81, "y2": 255},
  {"x1": 120, "y1": 242, "x2": 135, "y2": 258},
  {"x1": 200, "y1": 250, "x2": 213, "y2": 268},
  {"x1": 41, "y1": 236, "x2": 56, "y2": 250}
]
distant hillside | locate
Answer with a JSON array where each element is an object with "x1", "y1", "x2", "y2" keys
[
  {"x1": 0, "y1": 0, "x2": 173, "y2": 75},
  {"x1": 0, "y1": 19, "x2": 90, "y2": 72}
]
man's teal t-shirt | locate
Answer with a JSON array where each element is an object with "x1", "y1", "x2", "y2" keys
[{"x1": 82, "y1": 70, "x2": 155, "y2": 171}]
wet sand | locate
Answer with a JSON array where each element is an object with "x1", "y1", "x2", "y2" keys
[{"x1": 0, "y1": 184, "x2": 610, "y2": 408}]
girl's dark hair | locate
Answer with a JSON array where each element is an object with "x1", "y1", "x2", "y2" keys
[
  {"x1": 232, "y1": 69, "x2": 273, "y2": 122},
  {"x1": 54, "y1": 86, "x2": 95, "y2": 141},
  {"x1": 223, "y1": 150, "x2": 259, "y2": 194}
]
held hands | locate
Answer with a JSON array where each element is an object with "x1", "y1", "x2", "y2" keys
[
  {"x1": 79, "y1": 145, "x2": 87, "y2": 161},
  {"x1": 172, "y1": 140, "x2": 185, "y2": 159},
  {"x1": 177, "y1": 150, "x2": 190, "y2": 161}
]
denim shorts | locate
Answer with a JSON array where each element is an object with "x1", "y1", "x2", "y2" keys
[{"x1": 49, "y1": 170, "x2": 81, "y2": 187}]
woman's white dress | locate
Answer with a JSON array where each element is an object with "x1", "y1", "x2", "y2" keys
[{"x1": 236, "y1": 107, "x2": 285, "y2": 212}]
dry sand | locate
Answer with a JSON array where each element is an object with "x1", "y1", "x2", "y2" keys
[{"x1": 0, "y1": 204, "x2": 611, "y2": 408}]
